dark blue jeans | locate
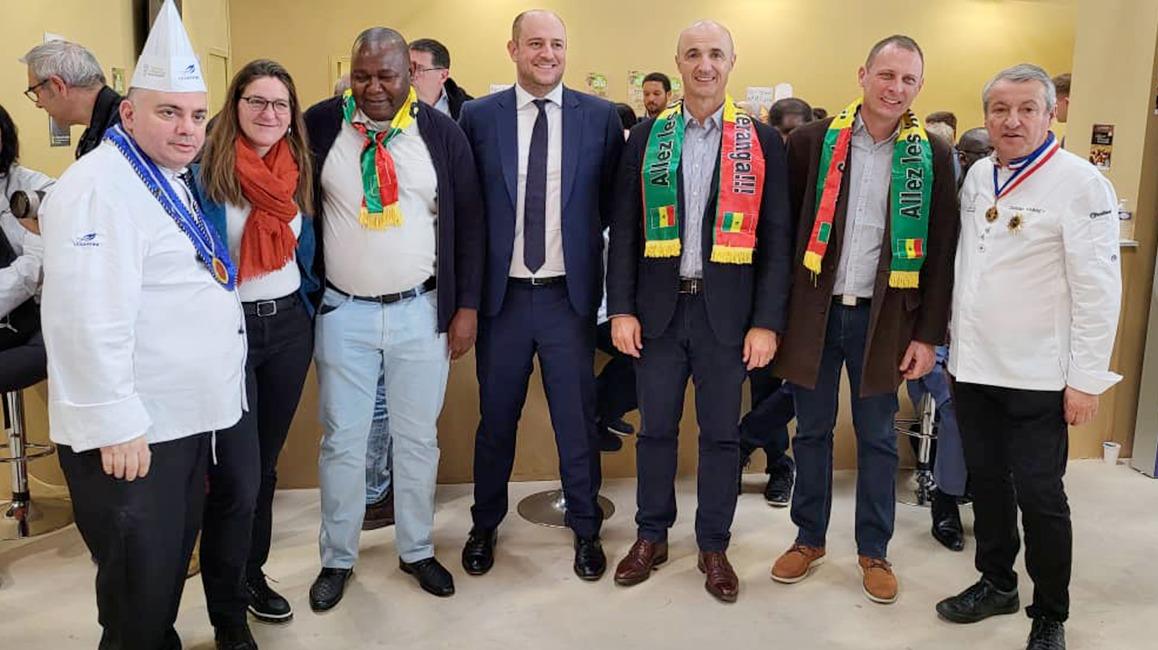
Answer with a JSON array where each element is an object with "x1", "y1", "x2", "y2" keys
[
  {"x1": 740, "y1": 368, "x2": 794, "y2": 471},
  {"x1": 789, "y1": 302, "x2": 899, "y2": 559}
]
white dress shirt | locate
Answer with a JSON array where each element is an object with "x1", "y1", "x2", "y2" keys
[
  {"x1": 40, "y1": 142, "x2": 246, "y2": 451},
  {"x1": 225, "y1": 200, "x2": 302, "y2": 302},
  {"x1": 948, "y1": 148, "x2": 1123, "y2": 394},
  {"x1": 322, "y1": 111, "x2": 439, "y2": 296},
  {"x1": 509, "y1": 82, "x2": 565, "y2": 278},
  {"x1": 1, "y1": 165, "x2": 54, "y2": 316}
]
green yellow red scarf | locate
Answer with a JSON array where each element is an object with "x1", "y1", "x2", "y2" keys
[
  {"x1": 803, "y1": 97, "x2": 932, "y2": 288},
  {"x1": 640, "y1": 95, "x2": 765, "y2": 264},
  {"x1": 341, "y1": 86, "x2": 418, "y2": 230}
]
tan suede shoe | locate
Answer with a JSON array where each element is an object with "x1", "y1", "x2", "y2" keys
[
  {"x1": 858, "y1": 555, "x2": 899, "y2": 604},
  {"x1": 770, "y1": 544, "x2": 825, "y2": 583}
]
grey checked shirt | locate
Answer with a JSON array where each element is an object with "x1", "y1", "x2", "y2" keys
[
  {"x1": 679, "y1": 105, "x2": 724, "y2": 279},
  {"x1": 832, "y1": 116, "x2": 899, "y2": 298}
]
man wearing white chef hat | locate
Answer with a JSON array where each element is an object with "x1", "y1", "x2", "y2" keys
[{"x1": 39, "y1": 1, "x2": 246, "y2": 647}]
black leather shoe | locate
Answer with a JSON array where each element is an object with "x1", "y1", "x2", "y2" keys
[
  {"x1": 931, "y1": 488, "x2": 965, "y2": 552},
  {"x1": 214, "y1": 623, "x2": 258, "y2": 650},
  {"x1": 401, "y1": 557, "x2": 456, "y2": 597},
  {"x1": 764, "y1": 456, "x2": 795, "y2": 507},
  {"x1": 936, "y1": 579, "x2": 1020, "y2": 624},
  {"x1": 246, "y1": 574, "x2": 292, "y2": 623},
  {"x1": 462, "y1": 527, "x2": 497, "y2": 575},
  {"x1": 1027, "y1": 619, "x2": 1066, "y2": 650},
  {"x1": 573, "y1": 535, "x2": 606, "y2": 581},
  {"x1": 308, "y1": 567, "x2": 352, "y2": 612}
]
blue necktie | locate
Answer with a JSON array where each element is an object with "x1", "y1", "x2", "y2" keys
[{"x1": 524, "y1": 99, "x2": 549, "y2": 273}]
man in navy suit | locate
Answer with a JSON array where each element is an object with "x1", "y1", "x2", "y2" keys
[
  {"x1": 458, "y1": 9, "x2": 624, "y2": 581},
  {"x1": 606, "y1": 20, "x2": 793, "y2": 603}
]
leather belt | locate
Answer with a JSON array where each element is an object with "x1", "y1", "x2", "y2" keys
[
  {"x1": 242, "y1": 293, "x2": 300, "y2": 318},
  {"x1": 833, "y1": 294, "x2": 871, "y2": 307},
  {"x1": 509, "y1": 275, "x2": 566, "y2": 287},
  {"x1": 326, "y1": 277, "x2": 436, "y2": 305},
  {"x1": 678, "y1": 278, "x2": 703, "y2": 295}
]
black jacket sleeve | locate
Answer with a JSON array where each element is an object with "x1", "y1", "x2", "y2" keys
[
  {"x1": 750, "y1": 125, "x2": 794, "y2": 334},
  {"x1": 606, "y1": 122, "x2": 650, "y2": 318},
  {"x1": 447, "y1": 117, "x2": 485, "y2": 310},
  {"x1": 599, "y1": 102, "x2": 626, "y2": 229}
]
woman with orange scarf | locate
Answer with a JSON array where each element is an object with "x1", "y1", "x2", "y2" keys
[{"x1": 195, "y1": 59, "x2": 317, "y2": 648}]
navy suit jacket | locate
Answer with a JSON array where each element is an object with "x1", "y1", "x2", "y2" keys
[
  {"x1": 458, "y1": 86, "x2": 624, "y2": 319},
  {"x1": 606, "y1": 115, "x2": 794, "y2": 347}
]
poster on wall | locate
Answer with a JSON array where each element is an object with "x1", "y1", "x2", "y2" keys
[
  {"x1": 1089, "y1": 123, "x2": 1114, "y2": 170},
  {"x1": 745, "y1": 86, "x2": 774, "y2": 111},
  {"x1": 669, "y1": 76, "x2": 683, "y2": 101},
  {"x1": 627, "y1": 70, "x2": 645, "y2": 114},
  {"x1": 585, "y1": 72, "x2": 608, "y2": 98}
]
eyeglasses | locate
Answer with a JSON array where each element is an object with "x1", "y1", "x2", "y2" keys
[
  {"x1": 24, "y1": 79, "x2": 50, "y2": 102},
  {"x1": 413, "y1": 66, "x2": 447, "y2": 76},
  {"x1": 240, "y1": 95, "x2": 291, "y2": 115}
]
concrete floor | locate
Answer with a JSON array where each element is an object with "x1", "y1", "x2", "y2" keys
[{"x1": 1, "y1": 460, "x2": 1156, "y2": 649}]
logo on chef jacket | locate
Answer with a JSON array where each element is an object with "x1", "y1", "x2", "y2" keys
[{"x1": 72, "y1": 232, "x2": 102, "y2": 248}]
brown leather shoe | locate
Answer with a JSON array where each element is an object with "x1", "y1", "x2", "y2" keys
[
  {"x1": 614, "y1": 538, "x2": 668, "y2": 586},
  {"x1": 362, "y1": 490, "x2": 394, "y2": 531},
  {"x1": 858, "y1": 555, "x2": 898, "y2": 604},
  {"x1": 697, "y1": 551, "x2": 739, "y2": 603},
  {"x1": 770, "y1": 543, "x2": 825, "y2": 583}
]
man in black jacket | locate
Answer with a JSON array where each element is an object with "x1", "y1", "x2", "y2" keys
[
  {"x1": 607, "y1": 20, "x2": 793, "y2": 603},
  {"x1": 303, "y1": 27, "x2": 484, "y2": 612},
  {"x1": 21, "y1": 40, "x2": 121, "y2": 159},
  {"x1": 409, "y1": 38, "x2": 473, "y2": 120}
]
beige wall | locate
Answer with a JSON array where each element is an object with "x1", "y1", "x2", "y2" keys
[
  {"x1": 1065, "y1": 0, "x2": 1158, "y2": 459},
  {"x1": 226, "y1": 0, "x2": 1080, "y2": 486}
]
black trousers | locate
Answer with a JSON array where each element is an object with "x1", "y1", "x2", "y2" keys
[
  {"x1": 595, "y1": 320, "x2": 638, "y2": 423},
  {"x1": 740, "y1": 367, "x2": 794, "y2": 471},
  {"x1": 58, "y1": 433, "x2": 210, "y2": 650},
  {"x1": 0, "y1": 331, "x2": 46, "y2": 392},
  {"x1": 954, "y1": 381, "x2": 1071, "y2": 622},
  {"x1": 201, "y1": 298, "x2": 313, "y2": 627},
  {"x1": 634, "y1": 294, "x2": 746, "y2": 552}
]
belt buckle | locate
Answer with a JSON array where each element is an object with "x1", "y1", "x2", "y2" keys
[
  {"x1": 840, "y1": 294, "x2": 858, "y2": 307},
  {"x1": 255, "y1": 300, "x2": 278, "y2": 317},
  {"x1": 529, "y1": 276, "x2": 546, "y2": 287}
]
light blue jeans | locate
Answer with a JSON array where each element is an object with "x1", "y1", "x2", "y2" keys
[
  {"x1": 315, "y1": 286, "x2": 449, "y2": 566},
  {"x1": 365, "y1": 372, "x2": 391, "y2": 504}
]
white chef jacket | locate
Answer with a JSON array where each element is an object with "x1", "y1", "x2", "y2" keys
[
  {"x1": 948, "y1": 148, "x2": 1123, "y2": 395},
  {"x1": 40, "y1": 141, "x2": 246, "y2": 451},
  {"x1": 0, "y1": 165, "x2": 54, "y2": 316}
]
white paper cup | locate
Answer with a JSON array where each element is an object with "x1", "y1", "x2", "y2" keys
[{"x1": 1103, "y1": 441, "x2": 1121, "y2": 465}]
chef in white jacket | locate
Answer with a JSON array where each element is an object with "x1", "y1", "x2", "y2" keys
[
  {"x1": 39, "y1": 3, "x2": 245, "y2": 648},
  {"x1": 935, "y1": 64, "x2": 1122, "y2": 650}
]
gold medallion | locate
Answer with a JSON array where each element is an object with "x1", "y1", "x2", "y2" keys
[
  {"x1": 212, "y1": 256, "x2": 229, "y2": 285},
  {"x1": 1008, "y1": 214, "x2": 1023, "y2": 233},
  {"x1": 985, "y1": 205, "x2": 999, "y2": 223}
]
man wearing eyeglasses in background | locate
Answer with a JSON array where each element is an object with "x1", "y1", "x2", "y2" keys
[
  {"x1": 21, "y1": 40, "x2": 122, "y2": 159},
  {"x1": 409, "y1": 38, "x2": 473, "y2": 120}
]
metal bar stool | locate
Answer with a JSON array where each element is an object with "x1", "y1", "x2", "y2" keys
[
  {"x1": 1, "y1": 390, "x2": 73, "y2": 540},
  {"x1": 517, "y1": 488, "x2": 615, "y2": 528},
  {"x1": 894, "y1": 392, "x2": 937, "y2": 507}
]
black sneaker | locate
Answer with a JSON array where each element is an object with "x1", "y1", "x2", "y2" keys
[
  {"x1": 246, "y1": 575, "x2": 293, "y2": 623},
  {"x1": 936, "y1": 579, "x2": 1020, "y2": 624},
  {"x1": 604, "y1": 418, "x2": 635, "y2": 437},
  {"x1": 1027, "y1": 619, "x2": 1066, "y2": 650},
  {"x1": 214, "y1": 623, "x2": 258, "y2": 650},
  {"x1": 597, "y1": 421, "x2": 623, "y2": 452},
  {"x1": 764, "y1": 456, "x2": 795, "y2": 507}
]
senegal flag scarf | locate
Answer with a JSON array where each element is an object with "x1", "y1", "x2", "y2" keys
[
  {"x1": 640, "y1": 95, "x2": 765, "y2": 264},
  {"x1": 341, "y1": 86, "x2": 418, "y2": 230},
  {"x1": 803, "y1": 97, "x2": 933, "y2": 288}
]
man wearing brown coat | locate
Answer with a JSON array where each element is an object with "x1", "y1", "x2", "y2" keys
[{"x1": 769, "y1": 34, "x2": 959, "y2": 604}]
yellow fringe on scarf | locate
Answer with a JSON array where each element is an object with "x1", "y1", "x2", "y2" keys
[
  {"x1": 889, "y1": 270, "x2": 920, "y2": 289},
  {"x1": 710, "y1": 246, "x2": 754, "y2": 265},
  {"x1": 360, "y1": 204, "x2": 404, "y2": 230},
  {"x1": 802, "y1": 251, "x2": 823, "y2": 275},
  {"x1": 645, "y1": 239, "x2": 682, "y2": 259}
]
